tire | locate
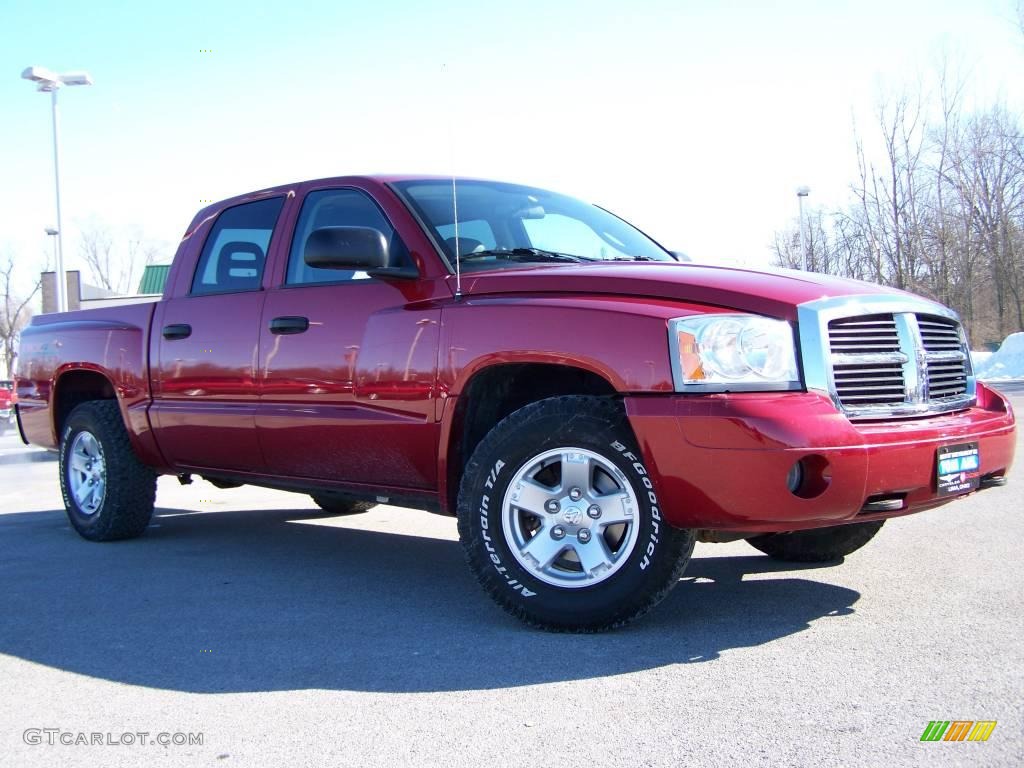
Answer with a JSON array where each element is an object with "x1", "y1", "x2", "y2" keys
[
  {"x1": 310, "y1": 495, "x2": 376, "y2": 516},
  {"x1": 746, "y1": 520, "x2": 885, "y2": 563},
  {"x1": 59, "y1": 400, "x2": 157, "y2": 541},
  {"x1": 457, "y1": 395, "x2": 695, "y2": 631}
]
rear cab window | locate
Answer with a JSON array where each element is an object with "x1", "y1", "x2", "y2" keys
[{"x1": 191, "y1": 197, "x2": 285, "y2": 295}]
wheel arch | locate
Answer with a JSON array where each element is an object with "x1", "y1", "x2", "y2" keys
[
  {"x1": 53, "y1": 367, "x2": 117, "y2": 443},
  {"x1": 438, "y1": 361, "x2": 619, "y2": 516}
]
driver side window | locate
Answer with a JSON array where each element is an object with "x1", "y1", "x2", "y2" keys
[{"x1": 286, "y1": 189, "x2": 411, "y2": 285}]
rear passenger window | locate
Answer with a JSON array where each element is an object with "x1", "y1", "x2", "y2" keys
[
  {"x1": 191, "y1": 197, "x2": 284, "y2": 295},
  {"x1": 287, "y1": 188, "x2": 411, "y2": 285}
]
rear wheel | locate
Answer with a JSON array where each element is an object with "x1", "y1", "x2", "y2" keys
[
  {"x1": 310, "y1": 495, "x2": 376, "y2": 516},
  {"x1": 59, "y1": 401, "x2": 157, "y2": 541},
  {"x1": 457, "y1": 395, "x2": 694, "y2": 631},
  {"x1": 746, "y1": 520, "x2": 885, "y2": 563}
]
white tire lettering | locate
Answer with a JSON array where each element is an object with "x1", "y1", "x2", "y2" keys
[
  {"x1": 484, "y1": 459, "x2": 506, "y2": 489},
  {"x1": 614, "y1": 446, "x2": 662, "y2": 574},
  {"x1": 480, "y1": 457, "x2": 533, "y2": 598}
]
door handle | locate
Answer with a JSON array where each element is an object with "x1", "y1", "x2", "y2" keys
[
  {"x1": 162, "y1": 323, "x2": 192, "y2": 340},
  {"x1": 269, "y1": 316, "x2": 310, "y2": 335}
]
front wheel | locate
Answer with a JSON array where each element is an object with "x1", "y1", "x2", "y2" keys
[
  {"x1": 746, "y1": 520, "x2": 885, "y2": 563},
  {"x1": 457, "y1": 395, "x2": 694, "y2": 631},
  {"x1": 59, "y1": 400, "x2": 157, "y2": 541}
]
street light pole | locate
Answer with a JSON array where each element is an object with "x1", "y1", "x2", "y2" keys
[
  {"x1": 50, "y1": 89, "x2": 66, "y2": 313},
  {"x1": 21, "y1": 65, "x2": 93, "y2": 313},
  {"x1": 796, "y1": 186, "x2": 810, "y2": 271}
]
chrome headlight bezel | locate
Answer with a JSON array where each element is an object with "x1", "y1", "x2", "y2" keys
[{"x1": 668, "y1": 314, "x2": 802, "y2": 392}]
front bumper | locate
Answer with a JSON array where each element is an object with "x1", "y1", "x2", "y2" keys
[{"x1": 625, "y1": 382, "x2": 1016, "y2": 532}]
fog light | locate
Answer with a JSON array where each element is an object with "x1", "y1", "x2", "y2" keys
[
  {"x1": 787, "y1": 454, "x2": 831, "y2": 499},
  {"x1": 786, "y1": 460, "x2": 804, "y2": 494}
]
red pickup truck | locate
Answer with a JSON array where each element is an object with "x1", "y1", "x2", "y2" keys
[{"x1": 15, "y1": 175, "x2": 1016, "y2": 630}]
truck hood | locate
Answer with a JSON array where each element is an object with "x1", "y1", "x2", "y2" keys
[{"x1": 453, "y1": 261, "x2": 911, "y2": 320}]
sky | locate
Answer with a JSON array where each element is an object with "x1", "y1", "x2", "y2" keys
[{"x1": 1, "y1": 0, "x2": 1022, "y2": 299}]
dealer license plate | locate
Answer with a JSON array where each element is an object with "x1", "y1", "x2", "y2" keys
[{"x1": 936, "y1": 442, "x2": 980, "y2": 496}]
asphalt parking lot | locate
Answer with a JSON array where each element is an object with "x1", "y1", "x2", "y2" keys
[{"x1": 1, "y1": 386, "x2": 1022, "y2": 768}]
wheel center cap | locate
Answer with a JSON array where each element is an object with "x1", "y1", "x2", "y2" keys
[{"x1": 563, "y1": 507, "x2": 582, "y2": 525}]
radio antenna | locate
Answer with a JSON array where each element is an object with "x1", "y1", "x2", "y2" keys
[
  {"x1": 452, "y1": 174, "x2": 461, "y2": 299},
  {"x1": 444, "y1": 62, "x2": 462, "y2": 300}
]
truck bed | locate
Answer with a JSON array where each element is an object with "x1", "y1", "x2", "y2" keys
[{"x1": 17, "y1": 301, "x2": 158, "y2": 452}]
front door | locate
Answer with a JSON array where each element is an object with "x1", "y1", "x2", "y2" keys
[{"x1": 256, "y1": 186, "x2": 440, "y2": 490}]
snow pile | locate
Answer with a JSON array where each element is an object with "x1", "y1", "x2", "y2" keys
[
  {"x1": 975, "y1": 332, "x2": 1024, "y2": 380},
  {"x1": 970, "y1": 350, "x2": 993, "y2": 369}
]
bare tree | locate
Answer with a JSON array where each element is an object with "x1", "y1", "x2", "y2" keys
[
  {"x1": 772, "y1": 66, "x2": 1024, "y2": 346},
  {"x1": 772, "y1": 207, "x2": 843, "y2": 274},
  {"x1": 78, "y1": 219, "x2": 163, "y2": 294},
  {"x1": 0, "y1": 251, "x2": 40, "y2": 379},
  {"x1": 78, "y1": 220, "x2": 118, "y2": 291}
]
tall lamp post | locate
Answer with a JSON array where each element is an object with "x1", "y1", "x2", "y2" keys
[
  {"x1": 21, "y1": 65, "x2": 93, "y2": 313},
  {"x1": 796, "y1": 185, "x2": 810, "y2": 272}
]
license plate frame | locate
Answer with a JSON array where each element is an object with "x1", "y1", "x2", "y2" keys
[{"x1": 936, "y1": 442, "x2": 981, "y2": 497}]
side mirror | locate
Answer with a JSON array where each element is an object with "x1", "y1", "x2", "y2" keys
[{"x1": 304, "y1": 226, "x2": 389, "y2": 270}]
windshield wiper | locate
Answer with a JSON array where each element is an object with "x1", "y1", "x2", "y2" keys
[
  {"x1": 458, "y1": 247, "x2": 593, "y2": 264},
  {"x1": 607, "y1": 254, "x2": 660, "y2": 261}
]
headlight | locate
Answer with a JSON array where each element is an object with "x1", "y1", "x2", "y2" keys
[{"x1": 668, "y1": 314, "x2": 801, "y2": 391}]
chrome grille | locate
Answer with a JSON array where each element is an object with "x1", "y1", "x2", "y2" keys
[
  {"x1": 919, "y1": 315, "x2": 969, "y2": 399},
  {"x1": 829, "y1": 315, "x2": 906, "y2": 406},
  {"x1": 818, "y1": 307, "x2": 975, "y2": 419},
  {"x1": 918, "y1": 316, "x2": 963, "y2": 352},
  {"x1": 828, "y1": 314, "x2": 901, "y2": 354}
]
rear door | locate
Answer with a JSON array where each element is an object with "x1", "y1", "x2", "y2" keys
[
  {"x1": 255, "y1": 184, "x2": 440, "y2": 490},
  {"x1": 151, "y1": 196, "x2": 286, "y2": 472}
]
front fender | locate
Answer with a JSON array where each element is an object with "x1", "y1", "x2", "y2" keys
[{"x1": 439, "y1": 295, "x2": 712, "y2": 397}]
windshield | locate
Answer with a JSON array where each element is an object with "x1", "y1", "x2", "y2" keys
[{"x1": 392, "y1": 179, "x2": 674, "y2": 271}]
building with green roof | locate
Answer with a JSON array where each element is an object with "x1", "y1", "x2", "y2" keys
[{"x1": 137, "y1": 264, "x2": 171, "y2": 295}]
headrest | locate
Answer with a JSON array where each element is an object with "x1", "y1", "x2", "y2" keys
[
  {"x1": 445, "y1": 237, "x2": 484, "y2": 257},
  {"x1": 216, "y1": 241, "x2": 265, "y2": 288}
]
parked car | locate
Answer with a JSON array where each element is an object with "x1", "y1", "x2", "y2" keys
[
  {"x1": 15, "y1": 175, "x2": 1016, "y2": 630},
  {"x1": 0, "y1": 380, "x2": 16, "y2": 435}
]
